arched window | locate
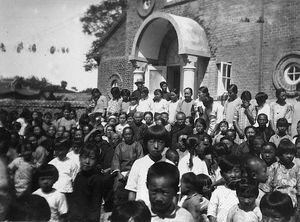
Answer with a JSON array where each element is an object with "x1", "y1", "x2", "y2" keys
[{"x1": 111, "y1": 80, "x2": 118, "y2": 88}]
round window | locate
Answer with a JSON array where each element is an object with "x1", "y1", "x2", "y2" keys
[
  {"x1": 273, "y1": 54, "x2": 300, "y2": 96},
  {"x1": 284, "y1": 64, "x2": 300, "y2": 85}
]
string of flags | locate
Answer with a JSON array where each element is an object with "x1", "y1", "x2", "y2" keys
[{"x1": 0, "y1": 42, "x2": 70, "y2": 54}]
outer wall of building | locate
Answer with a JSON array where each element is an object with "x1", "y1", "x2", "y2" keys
[{"x1": 98, "y1": 0, "x2": 300, "y2": 99}]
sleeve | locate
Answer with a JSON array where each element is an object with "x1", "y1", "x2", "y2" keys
[
  {"x1": 70, "y1": 163, "x2": 79, "y2": 182},
  {"x1": 226, "y1": 205, "x2": 235, "y2": 222},
  {"x1": 207, "y1": 190, "x2": 219, "y2": 218},
  {"x1": 264, "y1": 164, "x2": 275, "y2": 192},
  {"x1": 57, "y1": 193, "x2": 68, "y2": 215},
  {"x1": 176, "y1": 100, "x2": 182, "y2": 113},
  {"x1": 285, "y1": 104, "x2": 293, "y2": 124},
  {"x1": 8, "y1": 158, "x2": 18, "y2": 171},
  {"x1": 125, "y1": 160, "x2": 139, "y2": 192},
  {"x1": 111, "y1": 145, "x2": 121, "y2": 171},
  {"x1": 136, "y1": 143, "x2": 144, "y2": 159},
  {"x1": 216, "y1": 104, "x2": 224, "y2": 124},
  {"x1": 232, "y1": 105, "x2": 239, "y2": 123}
]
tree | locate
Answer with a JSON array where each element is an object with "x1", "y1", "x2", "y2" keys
[
  {"x1": 61, "y1": 81, "x2": 68, "y2": 90},
  {"x1": 80, "y1": 0, "x2": 127, "y2": 71}
]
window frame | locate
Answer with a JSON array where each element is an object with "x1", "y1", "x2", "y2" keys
[{"x1": 217, "y1": 62, "x2": 232, "y2": 95}]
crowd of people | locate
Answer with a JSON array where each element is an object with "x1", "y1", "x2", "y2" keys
[{"x1": 0, "y1": 79, "x2": 300, "y2": 222}]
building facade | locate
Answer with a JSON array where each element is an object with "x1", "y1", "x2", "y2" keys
[{"x1": 97, "y1": 0, "x2": 300, "y2": 99}]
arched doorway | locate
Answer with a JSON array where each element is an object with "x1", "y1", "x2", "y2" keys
[{"x1": 130, "y1": 12, "x2": 210, "y2": 96}]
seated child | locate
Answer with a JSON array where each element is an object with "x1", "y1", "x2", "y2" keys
[
  {"x1": 226, "y1": 181, "x2": 262, "y2": 222},
  {"x1": 207, "y1": 155, "x2": 241, "y2": 222},
  {"x1": 165, "y1": 148, "x2": 179, "y2": 166},
  {"x1": 213, "y1": 120, "x2": 229, "y2": 145},
  {"x1": 33, "y1": 164, "x2": 68, "y2": 222},
  {"x1": 260, "y1": 191, "x2": 294, "y2": 222},
  {"x1": 8, "y1": 142, "x2": 34, "y2": 197},
  {"x1": 269, "y1": 118, "x2": 293, "y2": 147},
  {"x1": 110, "y1": 200, "x2": 151, "y2": 222},
  {"x1": 260, "y1": 142, "x2": 277, "y2": 167},
  {"x1": 197, "y1": 173, "x2": 213, "y2": 200},
  {"x1": 265, "y1": 139, "x2": 300, "y2": 208},
  {"x1": 146, "y1": 162, "x2": 194, "y2": 221},
  {"x1": 69, "y1": 143, "x2": 104, "y2": 222},
  {"x1": 115, "y1": 112, "x2": 129, "y2": 135},
  {"x1": 179, "y1": 172, "x2": 210, "y2": 222}
]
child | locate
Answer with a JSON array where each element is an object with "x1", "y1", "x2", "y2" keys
[
  {"x1": 226, "y1": 182, "x2": 262, "y2": 222},
  {"x1": 107, "y1": 87, "x2": 122, "y2": 116},
  {"x1": 57, "y1": 107, "x2": 76, "y2": 132},
  {"x1": 8, "y1": 142, "x2": 34, "y2": 197},
  {"x1": 193, "y1": 118, "x2": 209, "y2": 142},
  {"x1": 178, "y1": 136, "x2": 209, "y2": 178},
  {"x1": 197, "y1": 173, "x2": 213, "y2": 200},
  {"x1": 260, "y1": 191, "x2": 294, "y2": 222},
  {"x1": 49, "y1": 139, "x2": 79, "y2": 203},
  {"x1": 144, "y1": 111, "x2": 154, "y2": 127},
  {"x1": 165, "y1": 148, "x2": 179, "y2": 166},
  {"x1": 33, "y1": 164, "x2": 68, "y2": 222},
  {"x1": 269, "y1": 118, "x2": 293, "y2": 147},
  {"x1": 69, "y1": 143, "x2": 104, "y2": 222},
  {"x1": 115, "y1": 112, "x2": 129, "y2": 135},
  {"x1": 265, "y1": 139, "x2": 300, "y2": 208},
  {"x1": 125, "y1": 125, "x2": 169, "y2": 206},
  {"x1": 152, "y1": 89, "x2": 169, "y2": 115},
  {"x1": 110, "y1": 200, "x2": 151, "y2": 222},
  {"x1": 168, "y1": 88, "x2": 180, "y2": 124},
  {"x1": 127, "y1": 95, "x2": 139, "y2": 115},
  {"x1": 260, "y1": 142, "x2": 277, "y2": 167},
  {"x1": 213, "y1": 120, "x2": 229, "y2": 144},
  {"x1": 120, "y1": 89, "x2": 131, "y2": 113},
  {"x1": 180, "y1": 172, "x2": 210, "y2": 222},
  {"x1": 207, "y1": 155, "x2": 241, "y2": 222},
  {"x1": 67, "y1": 128, "x2": 83, "y2": 169},
  {"x1": 146, "y1": 162, "x2": 194, "y2": 221}
]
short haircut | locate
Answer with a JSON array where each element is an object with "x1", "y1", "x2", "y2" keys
[
  {"x1": 144, "y1": 111, "x2": 153, "y2": 119},
  {"x1": 165, "y1": 149, "x2": 179, "y2": 161},
  {"x1": 79, "y1": 142, "x2": 100, "y2": 161},
  {"x1": 129, "y1": 95, "x2": 139, "y2": 101},
  {"x1": 219, "y1": 120, "x2": 229, "y2": 128},
  {"x1": 122, "y1": 126, "x2": 134, "y2": 137},
  {"x1": 196, "y1": 174, "x2": 212, "y2": 192},
  {"x1": 198, "y1": 86, "x2": 209, "y2": 97},
  {"x1": 276, "y1": 118, "x2": 289, "y2": 128},
  {"x1": 262, "y1": 142, "x2": 276, "y2": 150},
  {"x1": 244, "y1": 125, "x2": 256, "y2": 135},
  {"x1": 255, "y1": 92, "x2": 268, "y2": 104},
  {"x1": 160, "y1": 81, "x2": 168, "y2": 88},
  {"x1": 213, "y1": 142, "x2": 230, "y2": 158},
  {"x1": 181, "y1": 172, "x2": 197, "y2": 192},
  {"x1": 228, "y1": 84, "x2": 238, "y2": 94},
  {"x1": 140, "y1": 87, "x2": 149, "y2": 95},
  {"x1": 257, "y1": 113, "x2": 268, "y2": 120},
  {"x1": 147, "y1": 162, "x2": 179, "y2": 192},
  {"x1": 277, "y1": 138, "x2": 296, "y2": 157},
  {"x1": 111, "y1": 87, "x2": 121, "y2": 99},
  {"x1": 275, "y1": 88, "x2": 286, "y2": 99},
  {"x1": 36, "y1": 164, "x2": 59, "y2": 182},
  {"x1": 110, "y1": 200, "x2": 151, "y2": 222},
  {"x1": 120, "y1": 89, "x2": 130, "y2": 97},
  {"x1": 218, "y1": 155, "x2": 240, "y2": 173},
  {"x1": 170, "y1": 88, "x2": 179, "y2": 95},
  {"x1": 184, "y1": 87, "x2": 193, "y2": 95},
  {"x1": 241, "y1": 91, "x2": 252, "y2": 101},
  {"x1": 154, "y1": 89, "x2": 162, "y2": 96},
  {"x1": 236, "y1": 181, "x2": 259, "y2": 198},
  {"x1": 260, "y1": 191, "x2": 294, "y2": 220},
  {"x1": 195, "y1": 118, "x2": 207, "y2": 130},
  {"x1": 144, "y1": 125, "x2": 170, "y2": 146},
  {"x1": 176, "y1": 111, "x2": 186, "y2": 119},
  {"x1": 161, "y1": 112, "x2": 169, "y2": 117}
]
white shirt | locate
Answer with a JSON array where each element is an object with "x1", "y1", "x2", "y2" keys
[
  {"x1": 226, "y1": 205, "x2": 262, "y2": 222},
  {"x1": 49, "y1": 157, "x2": 79, "y2": 193},
  {"x1": 168, "y1": 100, "x2": 180, "y2": 124},
  {"x1": 254, "y1": 103, "x2": 271, "y2": 127},
  {"x1": 207, "y1": 185, "x2": 239, "y2": 222},
  {"x1": 125, "y1": 155, "x2": 157, "y2": 205},
  {"x1": 178, "y1": 154, "x2": 209, "y2": 178},
  {"x1": 66, "y1": 150, "x2": 80, "y2": 170},
  {"x1": 137, "y1": 97, "x2": 153, "y2": 113},
  {"x1": 153, "y1": 99, "x2": 169, "y2": 114},
  {"x1": 33, "y1": 188, "x2": 68, "y2": 222}
]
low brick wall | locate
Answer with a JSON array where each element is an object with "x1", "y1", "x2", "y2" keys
[{"x1": 0, "y1": 99, "x2": 89, "y2": 117}]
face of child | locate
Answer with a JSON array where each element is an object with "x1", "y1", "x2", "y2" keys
[
  {"x1": 39, "y1": 176, "x2": 55, "y2": 193},
  {"x1": 144, "y1": 114, "x2": 153, "y2": 125},
  {"x1": 180, "y1": 180, "x2": 190, "y2": 196},
  {"x1": 22, "y1": 147, "x2": 33, "y2": 162},
  {"x1": 148, "y1": 176, "x2": 176, "y2": 215},
  {"x1": 147, "y1": 139, "x2": 165, "y2": 159},
  {"x1": 254, "y1": 162, "x2": 268, "y2": 183},
  {"x1": 252, "y1": 138, "x2": 264, "y2": 154},
  {"x1": 219, "y1": 123, "x2": 228, "y2": 134},
  {"x1": 123, "y1": 128, "x2": 133, "y2": 143},
  {"x1": 80, "y1": 151, "x2": 97, "y2": 171},
  {"x1": 228, "y1": 88, "x2": 236, "y2": 100},
  {"x1": 154, "y1": 92, "x2": 162, "y2": 101},
  {"x1": 134, "y1": 113, "x2": 143, "y2": 124},
  {"x1": 119, "y1": 115, "x2": 126, "y2": 125},
  {"x1": 279, "y1": 151, "x2": 295, "y2": 166},
  {"x1": 278, "y1": 91, "x2": 286, "y2": 101},
  {"x1": 108, "y1": 118, "x2": 117, "y2": 127},
  {"x1": 63, "y1": 131, "x2": 70, "y2": 140},
  {"x1": 33, "y1": 126, "x2": 42, "y2": 137},
  {"x1": 195, "y1": 122, "x2": 205, "y2": 134},
  {"x1": 130, "y1": 99, "x2": 138, "y2": 106},
  {"x1": 176, "y1": 114, "x2": 185, "y2": 126},
  {"x1": 238, "y1": 195, "x2": 256, "y2": 211},
  {"x1": 161, "y1": 114, "x2": 169, "y2": 123},
  {"x1": 222, "y1": 166, "x2": 241, "y2": 188},
  {"x1": 257, "y1": 114, "x2": 268, "y2": 128},
  {"x1": 170, "y1": 92, "x2": 177, "y2": 102},
  {"x1": 94, "y1": 133, "x2": 102, "y2": 142},
  {"x1": 198, "y1": 90, "x2": 206, "y2": 101},
  {"x1": 277, "y1": 125, "x2": 287, "y2": 135},
  {"x1": 262, "y1": 212, "x2": 287, "y2": 222},
  {"x1": 161, "y1": 84, "x2": 168, "y2": 92},
  {"x1": 185, "y1": 118, "x2": 192, "y2": 126},
  {"x1": 245, "y1": 128, "x2": 256, "y2": 140},
  {"x1": 63, "y1": 109, "x2": 70, "y2": 119},
  {"x1": 222, "y1": 139, "x2": 233, "y2": 149},
  {"x1": 261, "y1": 145, "x2": 276, "y2": 165},
  {"x1": 141, "y1": 92, "x2": 147, "y2": 99}
]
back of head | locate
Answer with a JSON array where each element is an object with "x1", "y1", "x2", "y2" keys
[
  {"x1": 110, "y1": 200, "x2": 151, "y2": 222},
  {"x1": 147, "y1": 162, "x2": 179, "y2": 192},
  {"x1": 260, "y1": 191, "x2": 294, "y2": 220},
  {"x1": 36, "y1": 164, "x2": 59, "y2": 182},
  {"x1": 165, "y1": 149, "x2": 179, "y2": 163}
]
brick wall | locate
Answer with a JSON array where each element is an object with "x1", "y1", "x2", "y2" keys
[{"x1": 98, "y1": 0, "x2": 300, "y2": 99}]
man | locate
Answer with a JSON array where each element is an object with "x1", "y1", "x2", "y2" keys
[
  {"x1": 132, "y1": 77, "x2": 144, "y2": 100},
  {"x1": 170, "y1": 112, "x2": 193, "y2": 148},
  {"x1": 176, "y1": 87, "x2": 197, "y2": 118}
]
